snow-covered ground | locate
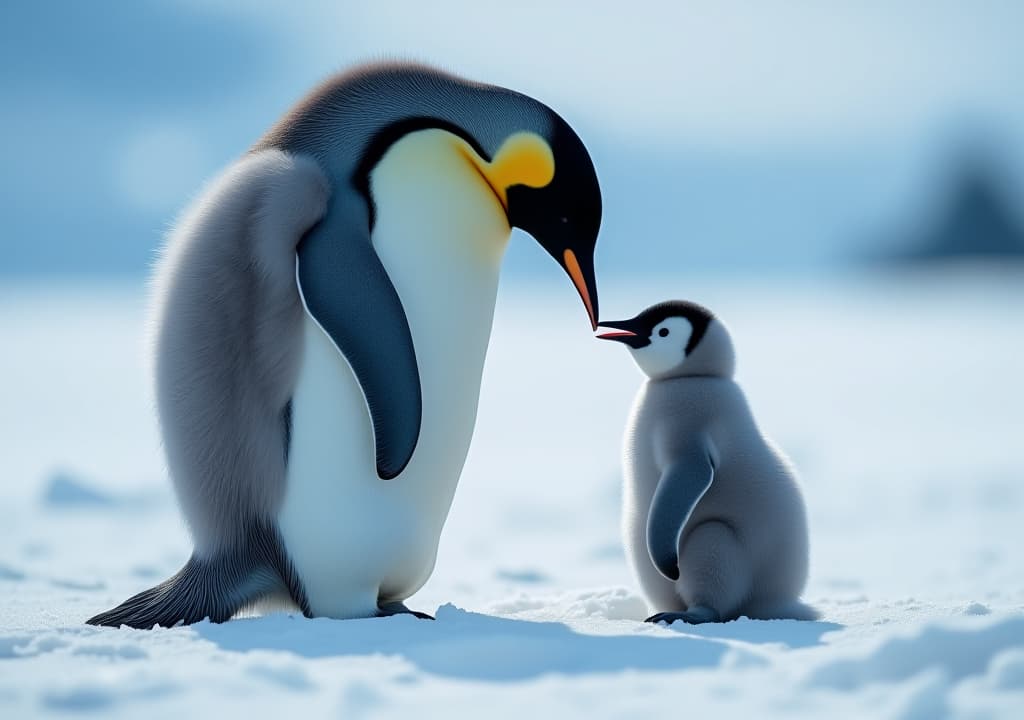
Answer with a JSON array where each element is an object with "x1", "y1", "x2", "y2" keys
[{"x1": 1, "y1": 269, "x2": 1022, "y2": 718}]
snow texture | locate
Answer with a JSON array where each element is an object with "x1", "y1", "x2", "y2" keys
[{"x1": 1, "y1": 271, "x2": 1022, "y2": 718}]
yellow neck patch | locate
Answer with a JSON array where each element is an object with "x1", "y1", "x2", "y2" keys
[{"x1": 457, "y1": 132, "x2": 555, "y2": 212}]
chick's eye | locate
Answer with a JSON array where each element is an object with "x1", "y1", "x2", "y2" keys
[
  {"x1": 658, "y1": 328, "x2": 670, "y2": 337},
  {"x1": 559, "y1": 216, "x2": 569, "y2": 224}
]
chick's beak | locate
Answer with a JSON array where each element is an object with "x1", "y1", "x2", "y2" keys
[
  {"x1": 596, "y1": 330, "x2": 637, "y2": 341},
  {"x1": 595, "y1": 319, "x2": 641, "y2": 344}
]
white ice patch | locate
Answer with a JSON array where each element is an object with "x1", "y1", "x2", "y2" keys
[{"x1": 2, "y1": 275, "x2": 1024, "y2": 718}]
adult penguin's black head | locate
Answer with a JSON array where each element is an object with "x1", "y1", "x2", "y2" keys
[
  {"x1": 259, "y1": 61, "x2": 603, "y2": 331},
  {"x1": 504, "y1": 113, "x2": 602, "y2": 330}
]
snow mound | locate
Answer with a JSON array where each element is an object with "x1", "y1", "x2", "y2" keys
[
  {"x1": 806, "y1": 615, "x2": 1024, "y2": 690},
  {"x1": 0, "y1": 564, "x2": 26, "y2": 581},
  {"x1": 489, "y1": 587, "x2": 649, "y2": 621},
  {"x1": 961, "y1": 601, "x2": 992, "y2": 616},
  {"x1": 40, "y1": 471, "x2": 116, "y2": 508},
  {"x1": 984, "y1": 648, "x2": 1024, "y2": 690}
]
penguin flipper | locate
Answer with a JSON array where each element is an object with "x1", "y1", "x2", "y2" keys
[
  {"x1": 647, "y1": 441, "x2": 716, "y2": 582},
  {"x1": 297, "y1": 200, "x2": 422, "y2": 480}
]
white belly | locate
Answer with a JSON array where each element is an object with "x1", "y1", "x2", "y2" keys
[{"x1": 278, "y1": 129, "x2": 510, "y2": 618}]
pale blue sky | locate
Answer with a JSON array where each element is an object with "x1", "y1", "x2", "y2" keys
[
  {"x1": 2, "y1": 1, "x2": 1022, "y2": 275},
  {"x1": 214, "y1": 0, "x2": 1024, "y2": 145}
]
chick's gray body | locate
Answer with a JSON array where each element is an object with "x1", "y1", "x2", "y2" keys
[{"x1": 606, "y1": 302, "x2": 815, "y2": 623}]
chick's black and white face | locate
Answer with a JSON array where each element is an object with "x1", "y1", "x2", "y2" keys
[
  {"x1": 597, "y1": 300, "x2": 731, "y2": 380},
  {"x1": 627, "y1": 316, "x2": 693, "y2": 379}
]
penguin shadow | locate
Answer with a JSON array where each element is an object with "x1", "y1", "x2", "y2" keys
[
  {"x1": 192, "y1": 604, "x2": 770, "y2": 682},
  {"x1": 662, "y1": 617, "x2": 844, "y2": 649}
]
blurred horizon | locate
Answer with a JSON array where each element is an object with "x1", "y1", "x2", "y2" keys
[{"x1": 2, "y1": 1, "x2": 1023, "y2": 278}]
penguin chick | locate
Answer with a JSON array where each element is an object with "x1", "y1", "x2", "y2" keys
[{"x1": 598, "y1": 301, "x2": 816, "y2": 624}]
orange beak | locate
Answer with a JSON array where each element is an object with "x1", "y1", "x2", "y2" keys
[{"x1": 563, "y1": 248, "x2": 598, "y2": 330}]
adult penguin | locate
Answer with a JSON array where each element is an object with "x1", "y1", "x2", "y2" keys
[{"x1": 87, "y1": 62, "x2": 602, "y2": 628}]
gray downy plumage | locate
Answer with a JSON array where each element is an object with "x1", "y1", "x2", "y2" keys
[
  {"x1": 87, "y1": 61, "x2": 603, "y2": 628},
  {"x1": 87, "y1": 149, "x2": 327, "y2": 629},
  {"x1": 599, "y1": 301, "x2": 817, "y2": 624}
]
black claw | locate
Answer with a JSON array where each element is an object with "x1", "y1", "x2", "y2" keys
[
  {"x1": 644, "y1": 608, "x2": 719, "y2": 625},
  {"x1": 645, "y1": 612, "x2": 674, "y2": 624},
  {"x1": 377, "y1": 602, "x2": 434, "y2": 620}
]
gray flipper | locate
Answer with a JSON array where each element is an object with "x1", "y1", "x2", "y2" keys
[
  {"x1": 297, "y1": 198, "x2": 421, "y2": 480},
  {"x1": 86, "y1": 523, "x2": 309, "y2": 629},
  {"x1": 647, "y1": 439, "x2": 715, "y2": 582}
]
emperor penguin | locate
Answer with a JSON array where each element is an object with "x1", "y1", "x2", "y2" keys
[
  {"x1": 87, "y1": 62, "x2": 602, "y2": 628},
  {"x1": 597, "y1": 302, "x2": 816, "y2": 624}
]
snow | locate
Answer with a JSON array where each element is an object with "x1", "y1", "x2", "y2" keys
[{"x1": 1, "y1": 269, "x2": 1022, "y2": 718}]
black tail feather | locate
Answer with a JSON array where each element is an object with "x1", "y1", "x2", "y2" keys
[
  {"x1": 86, "y1": 522, "x2": 309, "y2": 629},
  {"x1": 86, "y1": 556, "x2": 238, "y2": 628}
]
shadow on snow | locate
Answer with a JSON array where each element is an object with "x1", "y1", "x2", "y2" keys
[{"x1": 192, "y1": 604, "x2": 843, "y2": 682}]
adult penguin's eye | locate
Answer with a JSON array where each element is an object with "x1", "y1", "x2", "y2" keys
[{"x1": 659, "y1": 328, "x2": 669, "y2": 337}]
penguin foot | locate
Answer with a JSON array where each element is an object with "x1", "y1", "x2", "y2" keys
[
  {"x1": 645, "y1": 606, "x2": 720, "y2": 625},
  {"x1": 377, "y1": 602, "x2": 435, "y2": 621}
]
